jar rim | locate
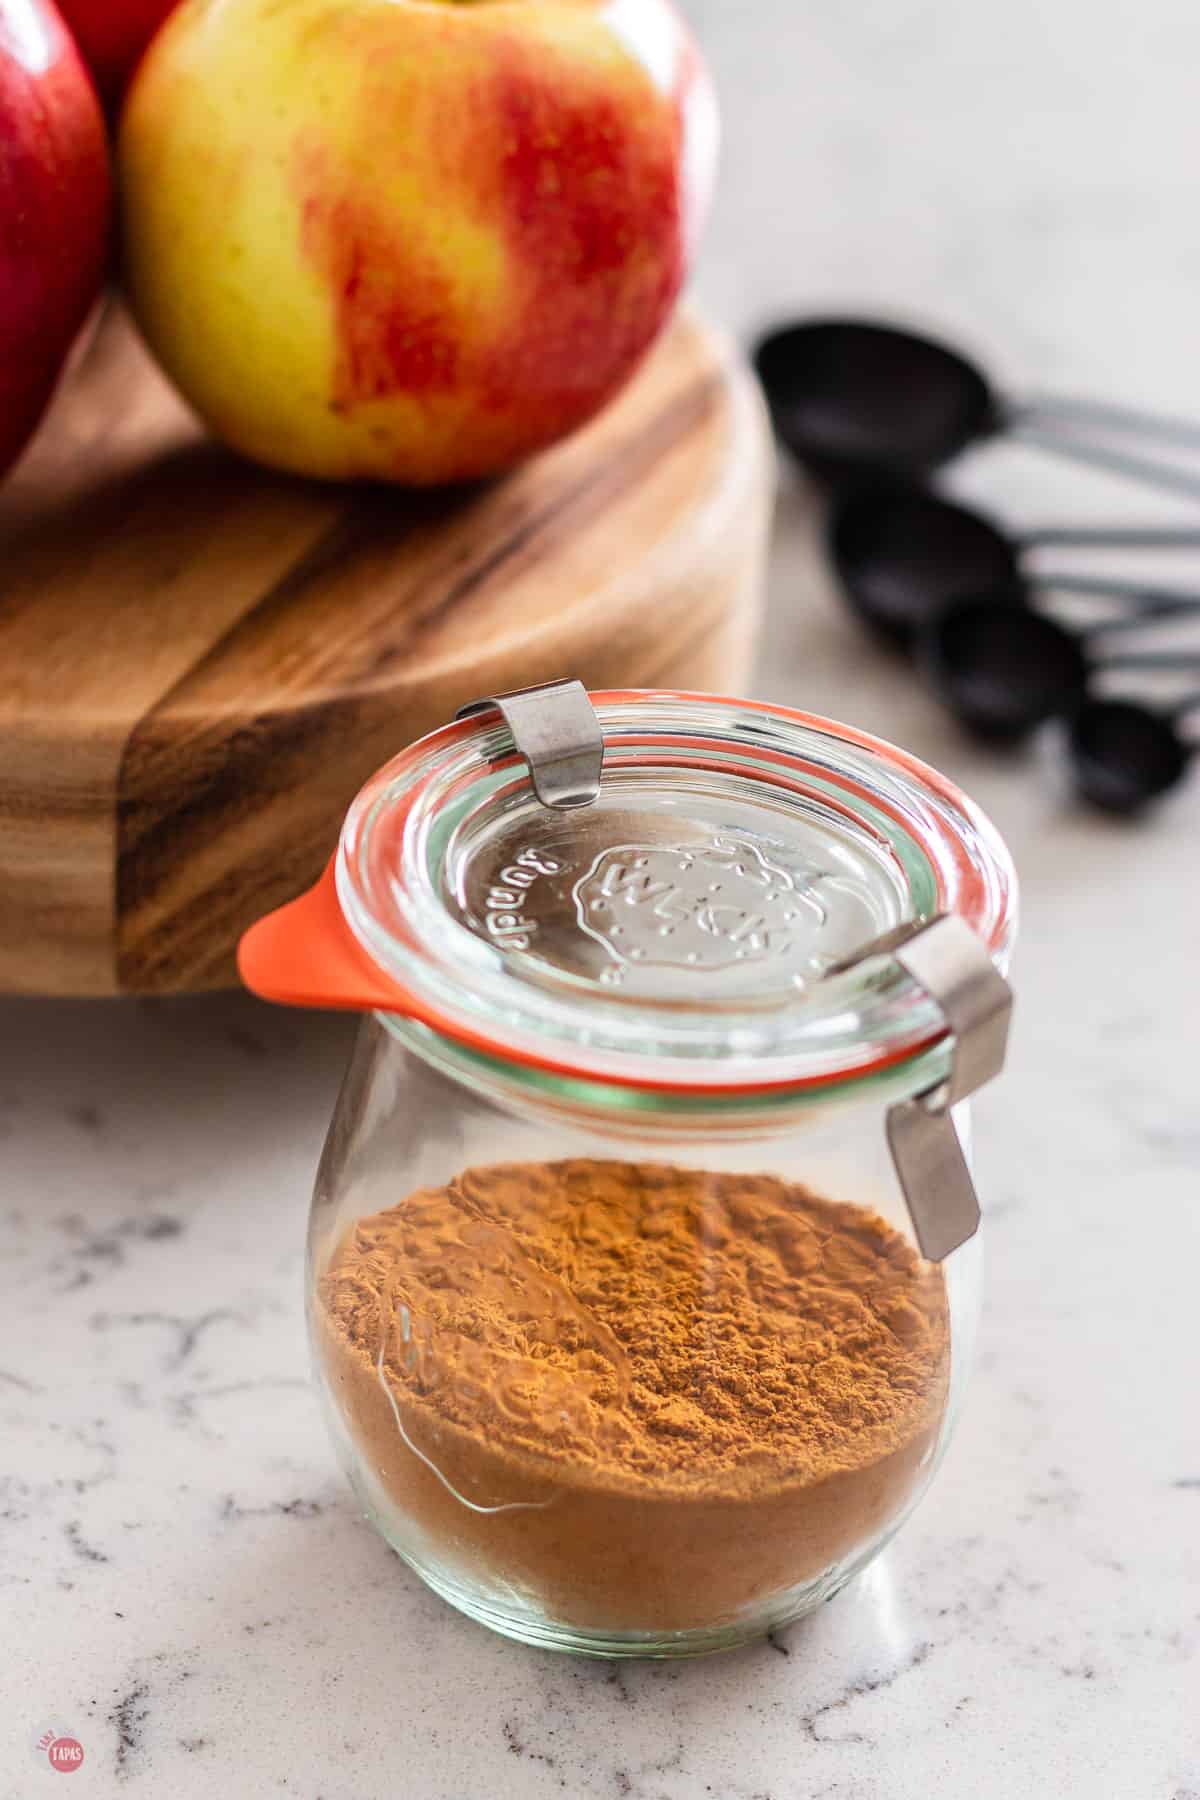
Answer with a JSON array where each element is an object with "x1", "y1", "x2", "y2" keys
[{"x1": 338, "y1": 689, "x2": 1018, "y2": 1096}]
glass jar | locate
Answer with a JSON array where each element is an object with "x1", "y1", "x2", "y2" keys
[{"x1": 241, "y1": 686, "x2": 1017, "y2": 1658}]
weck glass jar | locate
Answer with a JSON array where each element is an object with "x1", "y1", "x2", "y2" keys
[{"x1": 240, "y1": 685, "x2": 1017, "y2": 1658}]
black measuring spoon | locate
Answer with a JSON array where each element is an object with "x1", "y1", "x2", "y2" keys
[
  {"x1": 754, "y1": 318, "x2": 1200, "y2": 498},
  {"x1": 830, "y1": 486, "x2": 1200, "y2": 645},
  {"x1": 1069, "y1": 694, "x2": 1200, "y2": 812},
  {"x1": 922, "y1": 595, "x2": 1200, "y2": 742}
]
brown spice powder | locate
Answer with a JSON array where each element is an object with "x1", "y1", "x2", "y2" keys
[{"x1": 315, "y1": 1159, "x2": 950, "y2": 1635}]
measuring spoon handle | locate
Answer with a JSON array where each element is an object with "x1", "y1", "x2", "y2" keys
[
  {"x1": 1020, "y1": 393, "x2": 1200, "y2": 450},
  {"x1": 1046, "y1": 576, "x2": 1200, "y2": 618},
  {"x1": 1098, "y1": 650, "x2": 1200, "y2": 671},
  {"x1": 1023, "y1": 525, "x2": 1200, "y2": 549},
  {"x1": 1007, "y1": 419, "x2": 1200, "y2": 503}
]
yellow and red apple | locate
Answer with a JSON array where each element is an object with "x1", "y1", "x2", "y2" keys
[{"x1": 118, "y1": 0, "x2": 717, "y2": 486}]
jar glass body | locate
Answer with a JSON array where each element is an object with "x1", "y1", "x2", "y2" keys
[{"x1": 308, "y1": 1015, "x2": 982, "y2": 1658}]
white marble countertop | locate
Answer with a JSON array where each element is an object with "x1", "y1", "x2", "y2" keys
[{"x1": 5, "y1": 3, "x2": 1200, "y2": 1793}]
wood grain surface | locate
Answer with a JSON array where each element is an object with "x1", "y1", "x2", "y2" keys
[{"x1": 0, "y1": 302, "x2": 772, "y2": 996}]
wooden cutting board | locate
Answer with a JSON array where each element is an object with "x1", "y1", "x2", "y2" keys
[{"x1": 0, "y1": 302, "x2": 772, "y2": 996}]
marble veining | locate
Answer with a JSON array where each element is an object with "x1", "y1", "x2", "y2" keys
[{"x1": 4, "y1": 0, "x2": 1200, "y2": 1790}]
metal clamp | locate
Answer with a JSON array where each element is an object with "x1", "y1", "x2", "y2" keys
[
  {"x1": 839, "y1": 914, "x2": 1013, "y2": 1263},
  {"x1": 456, "y1": 680, "x2": 604, "y2": 811}
]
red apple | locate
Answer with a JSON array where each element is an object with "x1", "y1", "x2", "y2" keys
[
  {"x1": 0, "y1": 0, "x2": 110, "y2": 477},
  {"x1": 55, "y1": 0, "x2": 177, "y2": 109}
]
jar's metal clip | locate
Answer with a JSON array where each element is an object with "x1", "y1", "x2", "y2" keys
[
  {"x1": 456, "y1": 680, "x2": 604, "y2": 811},
  {"x1": 832, "y1": 915, "x2": 1013, "y2": 1262}
]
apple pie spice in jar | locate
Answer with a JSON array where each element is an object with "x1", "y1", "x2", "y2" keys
[
  {"x1": 240, "y1": 684, "x2": 1017, "y2": 1657},
  {"x1": 316, "y1": 1159, "x2": 951, "y2": 1636}
]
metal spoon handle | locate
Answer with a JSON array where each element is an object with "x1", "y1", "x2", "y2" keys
[
  {"x1": 1022, "y1": 525, "x2": 1200, "y2": 549},
  {"x1": 1021, "y1": 393, "x2": 1200, "y2": 450},
  {"x1": 1006, "y1": 420, "x2": 1200, "y2": 502},
  {"x1": 1096, "y1": 651, "x2": 1200, "y2": 671},
  {"x1": 1046, "y1": 575, "x2": 1200, "y2": 616}
]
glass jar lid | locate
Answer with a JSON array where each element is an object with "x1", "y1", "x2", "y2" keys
[{"x1": 333, "y1": 689, "x2": 1016, "y2": 1093}]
